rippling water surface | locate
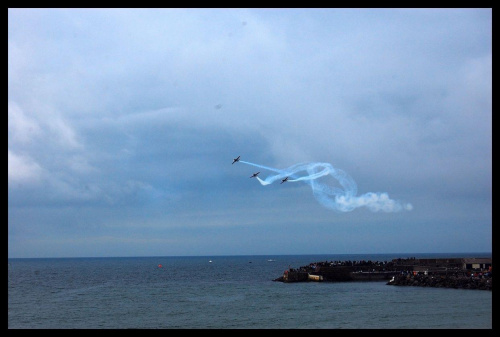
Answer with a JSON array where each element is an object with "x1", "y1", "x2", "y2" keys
[{"x1": 8, "y1": 253, "x2": 492, "y2": 329}]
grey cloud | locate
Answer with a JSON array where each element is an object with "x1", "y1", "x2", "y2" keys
[{"x1": 8, "y1": 9, "x2": 491, "y2": 257}]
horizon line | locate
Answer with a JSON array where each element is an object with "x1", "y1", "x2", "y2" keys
[{"x1": 7, "y1": 251, "x2": 493, "y2": 260}]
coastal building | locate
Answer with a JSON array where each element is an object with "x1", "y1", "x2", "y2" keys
[{"x1": 462, "y1": 258, "x2": 492, "y2": 270}]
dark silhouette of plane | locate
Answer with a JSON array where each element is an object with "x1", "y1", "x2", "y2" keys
[
  {"x1": 232, "y1": 155, "x2": 240, "y2": 164},
  {"x1": 250, "y1": 172, "x2": 260, "y2": 178},
  {"x1": 280, "y1": 177, "x2": 289, "y2": 184}
]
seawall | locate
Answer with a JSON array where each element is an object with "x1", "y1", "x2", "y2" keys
[
  {"x1": 273, "y1": 257, "x2": 492, "y2": 290},
  {"x1": 387, "y1": 274, "x2": 492, "y2": 291}
]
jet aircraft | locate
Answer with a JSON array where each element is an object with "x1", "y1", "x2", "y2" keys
[
  {"x1": 232, "y1": 155, "x2": 241, "y2": 164},
  {"x1": 280, "y1": 177, "x2": 289, "y2": 184},
  {"x1": 250, "y1": 172, "x2": 260, "y2": 178}
]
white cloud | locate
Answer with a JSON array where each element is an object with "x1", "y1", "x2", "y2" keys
[
  {"x1": 7, "y1": 9, "x2": 491, "y2": 257},
  {"x1": 47, "y1": 115, "x2": 83, "y2": 150},
  {"x1": 8, "y1": 101, "x2": 42, "y2": 145},
  {"x1": 8, "y1": 150, "x2": 43, "y2": 184}
]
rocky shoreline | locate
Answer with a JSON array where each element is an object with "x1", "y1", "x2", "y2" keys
[
  {"x1": 273, "y1": 257, "x2": 492, "y2": 291},
  {"x1": 387, "y1": 273, "x2": 492, "y2": 291}
]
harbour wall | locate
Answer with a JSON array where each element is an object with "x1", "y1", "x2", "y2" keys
[
  {"x1": 387, "y1": 273, "x2": 492, "y2": 291},
  {"x1": 273, "y1": 257, "x2": 492, "y2": 290}
]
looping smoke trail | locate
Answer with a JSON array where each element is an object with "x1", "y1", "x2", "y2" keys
[{"x1": 239, "y1": 160, "x2": 412, "y2": 213}]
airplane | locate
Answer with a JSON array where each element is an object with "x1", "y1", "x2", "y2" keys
[
  {"x1": 280, "y1": 177, "x2": 289, "y2": 184},
  {"x1": 232, "y1": 155, "x2": 240, "y2": 164},
  {"x1": 250, "y1": 172, "x2": 260, "y2": 178}
]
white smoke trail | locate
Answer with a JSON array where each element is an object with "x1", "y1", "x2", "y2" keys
[{"x1": 239, "y1": 160, "x2": 412, "y2": 213}]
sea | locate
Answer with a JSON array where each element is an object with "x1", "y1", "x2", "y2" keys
[{"x1": 8, "y1": 253, "x2": 492, "y2": 329}]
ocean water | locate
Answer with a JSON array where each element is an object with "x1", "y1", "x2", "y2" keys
[{"x1": 8, "y1": 253, "x2": 492, "y2": 329}]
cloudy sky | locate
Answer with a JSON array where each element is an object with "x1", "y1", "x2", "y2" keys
[{"x1": 8, "y1": 8, "x2": 492, "y2": 258}]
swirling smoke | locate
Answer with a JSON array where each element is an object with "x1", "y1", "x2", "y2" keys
[{"x1": 239, "y1": 160, "x2": 413, "y2": 213}]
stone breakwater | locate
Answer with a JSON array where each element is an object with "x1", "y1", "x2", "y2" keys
[
  {"x1": 273, "y1": 259, "x2": 404, "y2": 283},
  {"x1": 273, "y1": 257, "x2": 492, "y2": 291},
  {"x1": 387, "y1": 274, "x2": 492, "y2": 291}
]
